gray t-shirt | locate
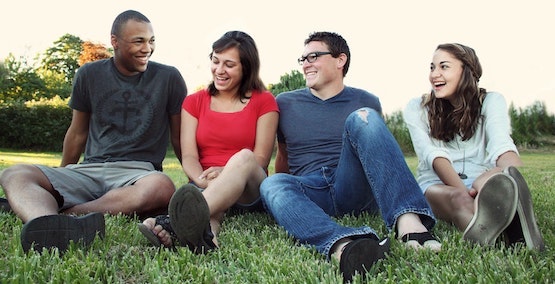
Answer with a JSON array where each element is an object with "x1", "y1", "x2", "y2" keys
[
  {"x1": 276, "y1": 86, "x2": 381, "y2": 176},
  {"x1": 69, "y1": 58, "x2": 187, "y2": 170}
]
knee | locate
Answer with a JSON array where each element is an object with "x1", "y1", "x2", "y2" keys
[
  {"x1": 345, "y1": 108, "x2": 385, "y2": 137},
  {"x1": 0, "y1": 164, "x2": 40, "y2": 188},
  {"x1": 347, "y1": 107, "x2": 381, "y2": 124},
  {"x1": 237, "y1": 148, "x2": 256, "y2": 161},
  {"x1": 228, "y1": 149, "x2": 256, "y2": 165},
  {"x1": 141, "y1": 174, "x2": 175, "y2": 203},
  {"x1": 260, "y1": 173, "x2": 288, "y2": 198}
]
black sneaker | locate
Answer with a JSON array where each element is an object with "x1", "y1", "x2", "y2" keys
[{"x1": 20, "y1": 212, "x2": 105, "y2": 253}]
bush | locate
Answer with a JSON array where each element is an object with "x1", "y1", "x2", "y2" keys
[
  {"x1": 385, "y1": 111, "x2": 414, "y2": 154},
  {"x1": 0, "y1": 96, "x2": 71, "y2": 151},
  {"x1": 509, "y1": 101, "x2": 555, "y2": 148}
]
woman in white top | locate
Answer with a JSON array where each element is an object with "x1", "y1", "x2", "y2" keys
[{"x1": 404, "y1": 43, "x2": 544, "y2": 251}]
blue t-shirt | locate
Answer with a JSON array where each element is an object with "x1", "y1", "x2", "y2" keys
[
  {"x1": 276, "y1": 86, "x2": 381, "y2": 176},
  {"x1": 69, "y1": 58, "x2": 187, "y2": 170}
]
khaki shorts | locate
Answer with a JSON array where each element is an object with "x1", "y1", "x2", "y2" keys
[{"x1": 36, "y1": 161, "x2": 164, "y2": 210}]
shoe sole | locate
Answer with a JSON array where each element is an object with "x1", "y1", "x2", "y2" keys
[
  {"x1": 463, "y1": 173, "x2": 518, "y2": 246},
  {"x1": 137, "y1": 223, "x2": 162, "y2": 247},
  {"x1": 20, "y1": 212, "x2": 105, "y2": 253},
  {"x1": 504, "y1": 166, "x2": 545, "y2": 251},
  {"x1": 168, "y1": 184, "x2": 211, "y2": 253},
  {"x1": 340, "y1": 238, "x2": 390, "y2": 282}
]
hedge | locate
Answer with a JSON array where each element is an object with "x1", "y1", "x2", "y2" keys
[{"x1": 0, "y1": 97, "x2": 71, "y2": 151}]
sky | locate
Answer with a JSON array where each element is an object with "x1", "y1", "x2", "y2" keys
[{"x1": 2, "y1": 0, "x2": 554, "y2": 115}]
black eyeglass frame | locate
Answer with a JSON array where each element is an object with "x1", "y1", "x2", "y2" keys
[{"x1": 297, "y1": 52, "x2": 332, "y2": 65}]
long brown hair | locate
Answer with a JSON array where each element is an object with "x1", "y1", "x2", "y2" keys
[
  {"x1": 207, "y1": 31, "x2": 266, "y2": 101},
  {"x1": 424, "y1": 43, "x2": 487, "y2": 142}
]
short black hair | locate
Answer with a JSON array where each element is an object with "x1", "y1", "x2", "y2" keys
[{"x1": 111, "y1": 10, "x2": 150, "y2": 37}]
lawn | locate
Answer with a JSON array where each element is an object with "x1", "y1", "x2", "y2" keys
[{"x1": 0, "y1": 148, "x2": 553, "y2": 283}]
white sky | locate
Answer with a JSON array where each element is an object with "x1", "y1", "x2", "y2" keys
[{"x1": 2, "y1": 0, "x2": 554, "y2": 115}]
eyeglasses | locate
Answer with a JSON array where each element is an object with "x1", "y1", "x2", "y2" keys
[{"x1": 297, "y1": 52, "x2": 332, "y2": 65}]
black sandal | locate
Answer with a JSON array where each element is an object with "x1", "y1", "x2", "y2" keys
[
  {"x1": 138, "y1": 215, "x2": 178, "y2": 247},
  {"x1": 401, "y1": 232, "x2": 441, "y2": 251},
  {"x1": 138, "y1": 185, "x2": 218, "y2": 253},
  {"x1": 339, "y1": 238, "x2": 390, "y2": 283}
]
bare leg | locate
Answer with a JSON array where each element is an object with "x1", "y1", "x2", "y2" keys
[
  {"x1": 0, "y1": 164, "x2": 60, "y2": 222},
  {"x1": 139, "y1": 149, "x2": 266, "y2": 247},
  {"x1": 425, "y1": 185, "x2": 475, "y2": 231},
  {"x1": 64, "y1": 173, "x2": 175, "y2": 217},
  {"x1": 425, "y1": 168, "x2": 503, "y2": 231},
  {"x1": 396, "y1": 213, "x2": 430, "y2": 236},
  {"x1": 202, "y1": 149, "x2": 267, "y2": 216}
]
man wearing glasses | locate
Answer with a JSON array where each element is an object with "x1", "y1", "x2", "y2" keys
[{"x1": 260, "y1": 31, "x2": 441, "y2": 282}]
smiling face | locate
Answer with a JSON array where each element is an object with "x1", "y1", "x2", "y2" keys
[
  {"x1": 210, "y1": 47, "x2": 243, "y2": 95},
  {"x1": 429, "y1": 49, "x2": 464, "y2": 104},
  {"x1": 111, "y1": 19, "x2": 155, "y2": 76},
  {"x1": 301, "y1": 41, "x2": 342, "y2": 91}
]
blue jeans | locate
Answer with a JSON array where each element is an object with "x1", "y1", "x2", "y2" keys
[{"x1": 260, "y1": 108, "x2": 436, "y2": 258}]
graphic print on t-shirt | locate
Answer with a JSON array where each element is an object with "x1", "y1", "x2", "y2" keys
[{"x1": 96, "y1": 88, "x2": 154, "y2": 144}]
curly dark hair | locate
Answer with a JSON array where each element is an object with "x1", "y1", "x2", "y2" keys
[{"x1": 423, "y1": 43, "x2": 487, "y2": 142}]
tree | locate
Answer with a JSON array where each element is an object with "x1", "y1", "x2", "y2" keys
[
  {"x1": 0, "y1": 60, "x2": 11, "y2": 100},
  {"x1": 40, "y1": 34, "x2": 83, "y2": 83},
  {"x1": 268, "y1": 70, "x2": 305, "y2": 96},
  {"x1": 79, "y1": 41, "x2": 112, "y2": 66},
  {"x1": 1, "y1": 53, "x2": 46, "y2": 101}
]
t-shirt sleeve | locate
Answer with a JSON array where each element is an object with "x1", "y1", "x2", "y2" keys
[
  {"x1": 167, "y1": 67, "x2": 187, "y2": 115},
  {"x1": 68, "y1": 64, "x2": 91, "y2": 112},
  {"x1": 256, "y1": 91, "x2": 279, "y2": 117},
  {"x1": 182, "y1": 91, "x2": 202, "y2": 118}
]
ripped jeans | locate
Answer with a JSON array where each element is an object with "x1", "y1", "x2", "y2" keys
[{"x1": 260, "y1": 107, "x2": 435, "y2": 258}]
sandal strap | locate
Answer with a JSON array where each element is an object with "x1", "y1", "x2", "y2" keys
[
  {"x1": 155, "y1": 215, "x2": 178, "y2": 240},
  {"x1": 401, "y1": 232, "x2": 438, "y2": 245}
]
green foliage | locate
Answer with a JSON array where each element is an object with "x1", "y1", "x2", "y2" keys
[
  {"x1": 38, "y1": 68, "x2": 72, "y2": 99},
  {"x1": 0, "y1": 33, "x2": 82, "y2": 103},
  {"x1": 40, "y1": 33, "x2": 83, "y2": 84},
  {"x1": 268, "y1": 70, "x2": 305, "y2": 96},
  {"x1": 0, "y1": 97, "x2": 71, "y2": 151},
  {"x1": 384, "y1": 111, "x2": 415, "y2": 154},
  {"x1": 509, "y1": 101, "x2": 555, "y2": 148},
  {"x1": 0, "y1": 53, "x2": 47, "y2": 102}
]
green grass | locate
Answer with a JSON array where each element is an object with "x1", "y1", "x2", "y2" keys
[{"x1": 1, "y1": 148, "x2": 554, "y2": 283}]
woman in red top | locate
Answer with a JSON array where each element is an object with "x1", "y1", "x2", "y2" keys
[{"x1": 139, "y1": 31, "x2": 279, "y2": 252}]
